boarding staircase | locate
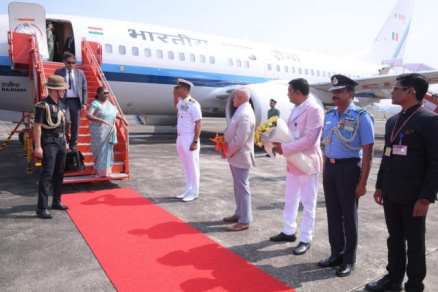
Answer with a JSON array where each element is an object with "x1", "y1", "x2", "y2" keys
[{"x1": 7, "y1": 31, "x2": 130, "y2": 184}]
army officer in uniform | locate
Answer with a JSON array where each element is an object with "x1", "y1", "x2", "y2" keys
[
  {"x1": 318, "y1": 74, "x2": 374, "y2": 277},
  {"x1": 34, "y1": 75, "x2": 70, "y2": 219},
  {"x1": 174, "y1": 79, "x2": 202, "y2": 202}
]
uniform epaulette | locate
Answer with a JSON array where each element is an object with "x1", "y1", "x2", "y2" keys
[
  {"x1": 326, "y1": 108, "x2": 336, "y2": 114},
  {"x1": 35, "y1": 102, "x2": 46, "y2": 109},
  {"x1": 189, "y1": 98, "x2": 197, "y2": 103},
  {"x1": 352, "y1": 107, "x2": 367, "y2": 115}
]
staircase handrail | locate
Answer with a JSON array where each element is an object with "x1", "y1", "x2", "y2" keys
[
  {"x1": 80, "y1": 38, "x2": 127, "y2": 126},
  {"x1": 28, "y1": 33, "x2": 48, "y2": 101}
]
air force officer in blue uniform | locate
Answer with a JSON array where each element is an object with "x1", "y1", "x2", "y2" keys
[{"x1": 319, "y1": 75, "x2": 374, "y2": 277}]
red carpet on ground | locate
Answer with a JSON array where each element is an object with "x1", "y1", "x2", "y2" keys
[{"x1": 64, "y1": 188, "x2": 294, "y2": 292}]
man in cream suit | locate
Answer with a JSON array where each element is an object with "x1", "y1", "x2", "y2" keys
[
  {"x1": 270, "y1": 78, "x2": 324, "y2": 255},
  {"x1": 54, "y1": 52, "x2": 88, "y2": 151},
  {"x1": 221, "y1": 87, "x2": 256, "y2": 231}
]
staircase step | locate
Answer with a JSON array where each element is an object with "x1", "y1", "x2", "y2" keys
[
  {"x1": 63, "y1": 173, "x2": 130, "y2": 184},
  {"x1": 39, "y1": 45, "x2": 129, "y2": 184}
]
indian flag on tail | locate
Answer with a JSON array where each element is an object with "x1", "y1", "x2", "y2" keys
[
  {"x1": 88, "y1": 27, "x2": 103, "y2": 35},
  {"x1": 392, "y1": 32, "x2": 399, "y2": 41}
]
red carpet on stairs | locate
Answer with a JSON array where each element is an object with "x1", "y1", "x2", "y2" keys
[{"x1": 64, "y1": 188, "x2": 294, "y2": 292}]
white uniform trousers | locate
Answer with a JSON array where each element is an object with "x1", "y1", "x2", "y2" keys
[
  {"x1": 176, "y1": 133, "x2": 200, "y2": 196},
  {"x1": 282, "y1": 172, "x2": 319, "y2": 243}
]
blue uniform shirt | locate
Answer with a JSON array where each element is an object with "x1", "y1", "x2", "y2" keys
[{"x1": 323, "y1": 103, "x2": 374, "y2": 159}]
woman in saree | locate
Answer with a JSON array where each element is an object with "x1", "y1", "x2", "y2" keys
[{"x1": 86, "y1": 87, "x2": 128, "y2": 177}]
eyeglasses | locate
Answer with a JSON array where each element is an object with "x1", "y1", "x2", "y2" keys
[
  {"x1": 103, "y1": 92, "x2": 110, "y2": 95},
  {"x1": 392, "y1": 86, "x2": 409, "y2": 91},
  {"x1": 65, "y1": 61, "x2": 76, "y2": 64}
]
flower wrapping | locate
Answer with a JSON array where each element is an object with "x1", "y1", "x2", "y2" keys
[
  {"x1": 210, "y1": 133, "x2": 228, "y2": 153},
  {"x1": 261, "y1": 118, "x2": 317, "y2": 175}
]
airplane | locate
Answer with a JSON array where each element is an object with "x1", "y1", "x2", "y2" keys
[{"x1": 1, "y1": 0, "x2": 438, "y2": 127}]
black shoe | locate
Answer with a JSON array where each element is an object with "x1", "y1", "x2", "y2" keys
[
  {"x1": 365, "y1": 275, "x2": 403, "y2": 292},
  {"x1": 336, "y1": 264, "x2": 354, "y2": 277},
  {"x1": 269, "y1": 232, "x2": 296, "y2": 242},
  {"x1": 318, "y1": 256, "x2": 343, "y2": 268},
  {"x1": 51, "y1": 202, "x2": 69, "y2": 211},
  {"x1": 293, "y1": 242, "x2": 311, "y2": 255},
  {"x1": 36, "y1": 209, "x2": 53, "y2": 219}
]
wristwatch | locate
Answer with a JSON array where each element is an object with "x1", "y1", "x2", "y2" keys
[{"x1": 420, "y1": 198, "x2": 430, "y2": 205}]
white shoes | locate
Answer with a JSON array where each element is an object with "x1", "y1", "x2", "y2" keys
[
  {"x1": 175, "y1": 193, "x2": 186, "y2": 199},
  {"x1": 182, "y1": 193, "x2": 198, "y2": 202}
]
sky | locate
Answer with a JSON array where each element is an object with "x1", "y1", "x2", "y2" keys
[{"x1": 2, "y1": 0, "x2": 436, "y2": 69}]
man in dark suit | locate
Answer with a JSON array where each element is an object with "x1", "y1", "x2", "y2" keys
[
  {"x1": 365, "y1": 73, "x2": 438, "y2": 292},
  {"x1": 63, "y1": 31, "x2": 75, "y2": 55},
  {"x1": 54, "y1": 52, "x2": 87, "y2": 151}
]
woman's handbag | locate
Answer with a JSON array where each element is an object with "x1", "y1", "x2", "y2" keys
[{"x1": 65, "y1": 150, "x2": 85, "y2": 172}]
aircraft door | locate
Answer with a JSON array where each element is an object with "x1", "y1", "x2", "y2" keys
[{"x1": 8, "y1": 2, "x2": 49, "y2": 59}]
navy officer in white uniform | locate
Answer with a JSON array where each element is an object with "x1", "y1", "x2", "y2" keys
[
  {"x1": 174, "y1": 79, "x2": 202, "y2": 202},
  {"x1": 319, "y1": 74, "x2": 374, "y2": 277}
]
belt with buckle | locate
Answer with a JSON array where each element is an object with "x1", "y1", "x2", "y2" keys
[
  {"x1": 44, "y1": 132, "x2": 64, "y2": 138},
  {"x1": 328, "y1": 158, "x2": 360, "y2": 164}
]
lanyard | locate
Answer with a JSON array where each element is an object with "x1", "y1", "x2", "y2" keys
[{"x1": 390, "y1": 105, "x2": 423, "y2": 144}]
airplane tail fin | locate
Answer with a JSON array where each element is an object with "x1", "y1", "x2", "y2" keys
[{"x1": 353, "y1": 0, "x2": 415, "y2": 67}]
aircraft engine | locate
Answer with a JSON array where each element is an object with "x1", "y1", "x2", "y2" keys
[{"x1": 225, "y1": 81, "x2": 322, "y2": 127}]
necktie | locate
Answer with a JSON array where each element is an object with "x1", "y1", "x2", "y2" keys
[{"x1": 68, "y1": 70, "x2": 72, "y2": 89}]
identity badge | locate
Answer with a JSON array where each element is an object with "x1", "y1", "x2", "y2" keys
[
  {"x1": 385, "y1": 147, "x2": 391, "y2": 156},
  {"x1": 292, "y1": 131, "x2": 300, "y2": 139},
  {"x1": 392, "y1": 145, "x2": 407, "y2": 156}
]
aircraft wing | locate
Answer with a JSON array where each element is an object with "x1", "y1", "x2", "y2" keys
[{"x1": 310, "y1": 70, "x2": 438, "y2": 100}]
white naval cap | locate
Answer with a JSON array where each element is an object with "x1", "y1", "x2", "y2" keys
[{"x1": 175, "y1": 78, "x2": 194, "y2": 90}]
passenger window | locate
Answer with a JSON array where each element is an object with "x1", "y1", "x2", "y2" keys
[
  {"x1": 168, "y1": 51, "x2": 174, "y2": 60},
  {"x1": 156, "y1": 50, "x2": 163, "y2": 59},
  {"x1": 144, "y1": 48, "x2": 151, "y2": 57},
  {"x1": 119, "y1": 45, "x2": 126, "y2": 55},
  {"x1": 209, "y1": 56, "x2": 215, "y2": 64},
  {"x1": 244, "y1": 60, "x2": 249, "y2": 68},
  {"x1": 298, "y1": 67, "x2": 302, "y2": 74},
  {"x1": 228, "y1": 58, "x2": 233, "y2": 66},
  {"x1": 276, "y1": 65, "x2": 280, "y2": 72},
  {"x1": 291, "y1": 67, "x2": 295, "y2": 73},
  {"x1": 304, "y1": 68, "x2": 308, "y2": 75},
  {"x1": 267, "y1": 64, "x2": 272, "y2": 71},
  {"x1": 189, "y1": 54, "x2": 195, "y2": 62},
  {"x1": 132, "y1": 47, "x2": 139, "y2": 56},
  {"x1": 310, "y1": 69, "x2": 314, "y2": 76},
  {"x1": 236, "y1": 59, "x2": 241, "y2": 67},
  {"x1": 284, "y1": 66, "x2": 288, "y2": 73},
  {"x1": 105, "y1": 44, "x2": 112, "y2": 54},
  {"x1": 316, "y1": 70, "x2": 320, "y2": 76},
  {"x1": 200, "y1": 55, "x2": 206, "y2": 63},
  {"x1": 179, "y1": 52, "x2": 185, "y2": 61}
]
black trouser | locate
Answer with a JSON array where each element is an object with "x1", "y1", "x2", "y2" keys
[
  {"x1": 322, "y1": 160, "x2": 361, "y2": 264},
  {"x1": 63, "y1": 97, "x2": 81, "y2": 149},
  {"x1": 384, "y1": 199, "x2": 426, "y2": 292},
  {"x1": 37, "y1": 136, "x2": 67, "y2": 209}
]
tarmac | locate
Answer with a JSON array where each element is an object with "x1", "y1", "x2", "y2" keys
[{"x1": 1, "y1": 116, "x2": 437, "y2": 292}]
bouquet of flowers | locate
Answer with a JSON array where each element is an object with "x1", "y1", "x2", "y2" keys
[
  {"x1": 210, "y1": 133, "x2": 228, "y2": 153},
  {"x1": 255, "y1": 117, "x2": 316, "y2": 175},
  {"x1": 254, "y1": 116, "x2": 278, "y2": 147}
]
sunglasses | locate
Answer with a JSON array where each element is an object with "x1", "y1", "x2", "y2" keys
[
  {"x1": 103, "y1": 92, "x2": 110, "y2": 95},
  {"x1": 65, "y1": 61, "x2": 76, "y2": 64}
]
